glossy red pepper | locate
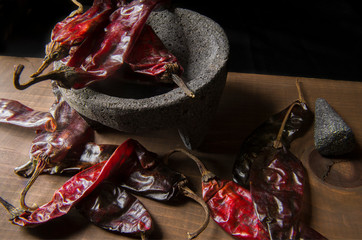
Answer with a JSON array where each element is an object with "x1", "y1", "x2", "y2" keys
[
  {"x1": 126, "y1": 24, "x2": 194, "y2": 97},
  {"x1": 1, "y1": 139, "x2": 154, "y2": 238},
  {"x1": 249, "y1": 101, "x2": 327, "y2": 240},
  {"x1": 0, "y1": 98, "x2": 56, "y2": 132},
  {"x1": 77, "y1": 181, "x2": 152, "y2": 238},
  {"x1": 14, "y1": 0, "x2": 168, "y2": 90},
  {"x1": 166, "y1": 149, "x2": 270, "y2": 240},
  {"x1": 5, "y1": 139, "x2": 137, "y2": 226},
  {"x1": 15, "y1": 92, "x2": 94, "y2": 211},
  {"x1": 233, "y1": 81, "x2": 313, "y2": 188},
  {"x1": 42, "y1": 142, "x2": 118, "y2": 175},
  {"x1": 31, "y1": 0, "x2": 116, "y2": 77},
  {"x1": 127, "y1": 24, "x2": 181, "y2": 78}
]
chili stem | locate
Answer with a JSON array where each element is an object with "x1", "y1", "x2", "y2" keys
[
  {"x1": 171, "y1": 74, "x2": 195, "y2": 98},
  {"x1": 20, "y1": 156, "x2": 48, "y2": 210},
  {"x1": 273, "y1": 80, "x2": 307, "y2": 148},
  {"x1": 14, "y1": 64, "x2": 52, "y2": 90},
  {"x1": 14, "y1": 64, "x2": 75, "y2": 90},
  {"x1": 273, "y1": 102, "x2": 299, "y2": 148},
  {"x1": 165, "y1": 149, "x2": 213, "y2": 179},
  {"x1": 181, "y1": 186, "x2": 210, "y2": 239},
  {"x1": 164, "y1": 63, "x2": 195, "y2": 98},
  {"x1": 70, "y1": 0, "x2": 84, "y2": 17},
  {"x1": 296, "y1": 78, "x2": 305, "y2": 103}
]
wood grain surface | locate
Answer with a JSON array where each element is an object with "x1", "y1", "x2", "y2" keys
[{"x1": 0, "y1": 56, "x2": 361, "y2": 239}]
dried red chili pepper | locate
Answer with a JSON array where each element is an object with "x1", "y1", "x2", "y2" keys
[
  {"x1": 0, "y1": 98, "x2": 56, "y2": 132},
  {"x1": 31, "y1": 0, "x2": 116, "y2": 77},
  {"x1": 165, "y1": 149, "x2": 270, "y2": 240},
  {"x1": 14, "y1": 0, "x2": 169, "y2": 90},
  {"x1": 104, "y1": 139, "x2": 208, "y2": 239},
  {"x1": 126, "y1": 24, "x2": 194, "y2": 97},
  {"x1": 42, "y1": 142, "x2": 118, "y2": 175},
  {"x1": 249, "y1": 102, "x2": 327, "y2": 240},
  {"x1": 233, "y1": 81, "x2": 313, "y2": 188},
  {"x1": 77, "y1": 181, "x2": 152, "y2": 239},
  {"x1": 16, "y1": 96, "x2": 93, "y2": 211},
  {"x1": 1, "y1": 139, "x2": 138, "y2": 226}
]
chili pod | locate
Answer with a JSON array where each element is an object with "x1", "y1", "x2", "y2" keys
[
  {"x1": 165, "y1": 149, "x2": 270, "y2": 240},
  {"x1": 249, "y1": 102, "x2": 327, "y2": 240},
  {"x1": 14, "y1": 0, "x2": 169, "y2": 90},
  {"x1": 30, "y1": 0, "x2": 116, "y2": 78},
  {"x1": 77, "y1": 181, "x2": 152, "y2": 239},
  {"x1": 16, "y1": 96, "x2": 93, "y2": 211},
  {"x1": 42, "y1": 142, "x2": 118, "y2": 175},
  {"x1": 0, "y1": 98, "x2": 56, "y2": 132},
  {"x1": 113, "y1": 139, "x2": 209, "y2": 239},
  {"x1": 1, "y1": 139, "x2": 138, "y2": 226},
  {"x1": 126, "y1": 24, "x2": 194, "y2": 97},
  {"x1": 233, "y1": 81, "x2": 313, "y2": 188}
]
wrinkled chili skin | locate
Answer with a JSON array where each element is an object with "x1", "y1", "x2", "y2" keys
[
  {"x1": 13, "y1": 98, "x2": 94, "y2": 178},
  {"x1": 202, "y1": 178, "x2": 269, "y2": 240},
  {"x1": 51, "y1": 0, "x2": 116, "y2": 48},
  {"x1": 117, "y1": 140, "x2": 187, "y2": 201},
  {"x1": 0, "y1": 98, "x2": 56, "y2": 132},
  {"x1": 127, "y1": 24, "x2": 182, "y2": 80},
  {"x1": 29, "y1": 99, "x2": 94, "y2": 166},
  {"x1": 249, "y1": 147, "x2": 305, "y2": 240},
  {"x1": 233, "y1": 101, "x2": 313, "y2": 188},
  {"x1": 42, "y1": 143, "x2": 118, "y2": 175},
  {"x1": 77, "y1": 181, "x2": 152, "y2": 236},
  {"x1": 12, "y1": 139, "x2": 137, "y2": 226},
  {"x1": 64, "y1": 0, "x2": 169, "y2": 89}
]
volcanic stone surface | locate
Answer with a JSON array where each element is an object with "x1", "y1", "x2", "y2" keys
[
  {"x1": 314, "y1": 98, "x2": 356, "y2": 156},
  {"x1": 57, "y1": 8, "x2": 229, "y2": 149}
]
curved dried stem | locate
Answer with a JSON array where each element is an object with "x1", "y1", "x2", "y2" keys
[
  {"x1": 273, "y1": 102, "x2": 299, "y2": 148},
  {"x1": 31, "y1": 42, "x2": 69, "y2": 78},
  {"x1": 181, "y1": 186, "x2": 210, "y2": 239},
  {"x1": 163, "y1": 64, "x2": 195, "y2": 98},
  {"x1": 295, "y1": 79, "x2": 305, "y2": 103},
  {"x1": 164, "y1": 148, "x2": 216, "y2": 187},
  {"x1": 164, "y1": 149, "x2": 212, "y2": 178},
  {"x1": 14, "y1": 64, "x2": 76, "y2": 90},
  {"x1": 70, "y1": 0, "x2": 84, "y2": 17},
  {"x1": 20, "y1": 156, "x2": 48, "y2": 211}
]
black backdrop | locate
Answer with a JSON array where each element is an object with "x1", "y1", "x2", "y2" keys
[{"x1": 1, "y1": 0, "x2": 362, "y2": 81}]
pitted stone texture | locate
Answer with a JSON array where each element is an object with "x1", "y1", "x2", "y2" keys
[
  {"x1": 314, "y1": 98, "x2": 356, "y2": 156},
  {"x1": 57, "y1": 8, "x2": 229, "y2": 149}
]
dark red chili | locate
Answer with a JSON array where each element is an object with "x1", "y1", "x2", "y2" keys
[
  {"x1": 233, "y1": 81, "x2": 313, "y2": 188},
  {"x1": 2, "y1": 139, "x2": 137, "y2": 226},
  {"x1": 126, "y1": 24, "x2": 194, "y2": 97},
  {"x1": 31, "y1": 0, "x2": 116, "y2": 77},
  {"x1": 249, "y1": 102, "x2": 327, "y2": 240},
  {"x1": 77, "y1": 181, "x2": 152, "y2": 239},
  {"x1": 108, "y1": 139, "x2": 209, "y2": 239},
  {"x1": 42, "y1": 142, "x2": 118, "y2": 175},
  {"x1": 0, "y1": 98, "x2": 56, "y2": 132},
  {"x1": 165, "y1": 149, "x2": 270, "y2": 240},
  {"x1": 13, "y1": 0, "x2": 169, "y2": 90},
  {"x1": 16, "y1": 94, "x2": 93, "y2": 211}
]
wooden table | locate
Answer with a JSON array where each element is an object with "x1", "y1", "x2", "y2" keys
[{"x1": 0, "y1": 56, "x2": 361, "y2": 239}]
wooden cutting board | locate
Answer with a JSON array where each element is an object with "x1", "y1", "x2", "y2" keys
[{"x1": 0, "y1": 56, "x2": 361, "y2": 239}]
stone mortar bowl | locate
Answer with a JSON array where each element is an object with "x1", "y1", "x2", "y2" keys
[{"x1": 57, "y1": 8, "x2": 229, "y2": 149}]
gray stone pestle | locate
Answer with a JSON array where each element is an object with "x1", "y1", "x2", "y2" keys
[{"x1": 314, "y1": 98, "x2": 356, "y2": 156}]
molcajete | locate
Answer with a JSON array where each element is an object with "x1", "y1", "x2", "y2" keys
[{"x1": 56, "y1": 8, "x2": 229, "y2": 149}]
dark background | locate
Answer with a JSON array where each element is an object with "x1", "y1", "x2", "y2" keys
[{"x1": 1, "y1": 0, "x2": 362, "y2": 81}]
